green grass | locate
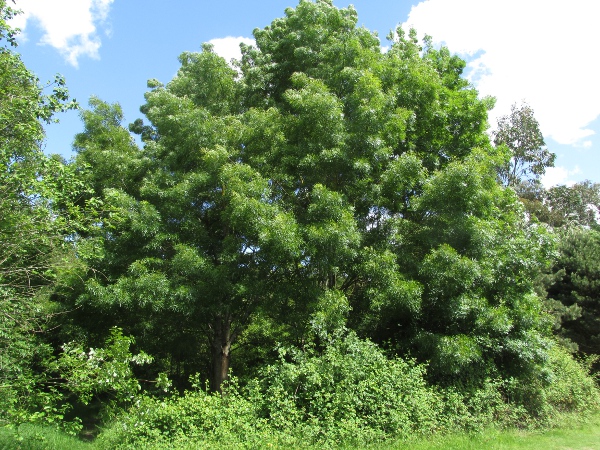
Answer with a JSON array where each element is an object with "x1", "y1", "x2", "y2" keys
[
  {"x1": 384, "y1": 413, "x2": 600, "y2": 450},
  {"x1": 0, "y1": 424, "x2": 92, "y2": 450},
  {"x1": 2, "y1": 413, "x2": 600, "y2": 450}
]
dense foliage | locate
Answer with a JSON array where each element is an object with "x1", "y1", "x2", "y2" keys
[
  {"x1": 67, "y1": 0, "x2": 551, "y2": 394},
  {"x1": 0, "y1": 0, "x2": 84, "y2": 429},
  {"x1": 546, "y1": 227, "x2": 600, "y2": 357},
  {"x1": 95, "y1": 337, "x2": 598, "y2": 449},
  {"x1": 2, "y1": 0, "x2": 600, "y2": 447}
]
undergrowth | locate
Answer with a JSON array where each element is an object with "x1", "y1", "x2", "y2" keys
[{"x1": 2, "y1": 334, "x2": 598, "y2": 449}]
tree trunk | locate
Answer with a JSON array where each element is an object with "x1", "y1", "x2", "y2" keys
[{"x1": 210, "y1": 316, "x2": 232, "y2": 393}]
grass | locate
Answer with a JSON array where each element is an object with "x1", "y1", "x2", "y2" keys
[
  {"x1": 2, "y1": 413, "x2": 600, "y2": 450},
  {"x1": 0, "y1": 423, "x2": 92, "y2": 450},
  {"x1": 385, "y1": 412, "x2": 600, "y2": 450}
]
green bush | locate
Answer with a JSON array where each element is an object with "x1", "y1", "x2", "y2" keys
[
  {"x1": 95, "y1": 336, "x2": 600, "y2": 449},
  {"x1": 534, "y1": 344, "x2": 599, "y2": 419},
  {"x1": 259, "y1": 332, "x2": 444, "y2": 444},
  {"x1": 97, "y1": 333, "x2": 445, "y2": 448},
  {"x1": 95, "y1": 379, "x2": 273, "y2": 449},
  {"x1": 97, "y1": 334, "x2": 437, "y2": 448}
]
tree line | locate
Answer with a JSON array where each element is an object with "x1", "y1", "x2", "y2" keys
[{"x1": 1, "y1": 0, "x2": 600, "y2": 446}]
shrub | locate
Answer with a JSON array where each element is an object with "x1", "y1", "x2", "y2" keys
[
  {"x1": 95, "y1": 379, "x2": 272, "y2": 449},
  {"x1": 259, "y1": 331, "x2": 444, "y2": 444},
  {"x1": 95, "y1": 336, "x2": 600, "y2": 449},
  {"x1": 98, "y1": 333, "x2": 446, "y2": 448}
]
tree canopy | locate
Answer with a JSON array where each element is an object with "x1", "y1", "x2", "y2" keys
[
  {"x1": 493, "y1": 102, "x2": 555, "y2": 187},
  {"x1": 61, "y1": 0, "x2": 554, "y2": 393}
]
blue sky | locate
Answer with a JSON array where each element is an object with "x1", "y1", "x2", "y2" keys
[{"x1": 10, "y1": 0, "x2": 600, "y2": 187}]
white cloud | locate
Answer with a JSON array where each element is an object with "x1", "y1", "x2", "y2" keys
[
  {"x1": 208, "y1": 36, "x2": 255, "y2": 66},
  {"x1": 541, "y1": 166, "x2": 581, "y2": 188},
  {"x1": 403, "y1": 0, "x2": 600, "y2": 147},
  {"x1": 10, "y1": 0, "x2": 114, "y2": 67}
]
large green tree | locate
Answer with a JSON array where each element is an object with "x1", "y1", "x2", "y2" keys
[{"x1": 68, "y1": 0, "x2": 554, "y2": 392}]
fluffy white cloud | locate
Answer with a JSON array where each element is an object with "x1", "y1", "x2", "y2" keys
[
  {"x1": 10, "y1": 0, "x2": 114, "y2": 67},
  {"x1": 541, "y1": 165, "x2": 581, "y2": 188},
  {"x1": 208, "y1": 36, "x2": 255, "y2": 66},
  {"x1": 403, "y1": 0, "x2": 600, "y2": 147}
]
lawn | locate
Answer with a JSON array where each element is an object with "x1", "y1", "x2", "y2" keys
[
  {"x1": 388, "y1": 413, "x2": 600, "y2": 450},
  {"x1": 2, "y1": 413, "x2": 599, "y2": 450}
]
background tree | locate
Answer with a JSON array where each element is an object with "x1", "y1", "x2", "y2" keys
[
  {"x1": 516, "y1": 180, "x2": 600, "y2": 228},
  {"x1": 0, "y1": 0, "x2": 83, "y2": 427},
  {"x1": 508, "y1": 177, "x2": 600, "y2": 365},
  {"x1": 546, "y1": 227, "x2": 600, "y2": 363},
  {"x1": 494, "y1": 102, "x2": 555, "y2": 187},
  {"x1": 545, "y1": 181, "x2": 600, "y2": 228}
]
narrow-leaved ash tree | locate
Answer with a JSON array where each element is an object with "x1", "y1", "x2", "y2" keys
[{"x1": 69, "y1": 0, "x2": 554, "y2": 392}]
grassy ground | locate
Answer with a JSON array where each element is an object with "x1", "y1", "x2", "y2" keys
[
  {"x1": 387, "y1": 413, "x2": 600, "y2": 450},
  {"x1": 2, "y1": 413, "x2": 600, "y2": 450},
  {"x1": 0, "y1": 423, "x2": 91, "y2": 450}
]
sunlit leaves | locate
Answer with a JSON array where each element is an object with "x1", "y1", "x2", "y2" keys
[
  {"x1": 494, "y1": 102, "x2": 555, "y2": 187},
  {"x1": 56, "y1": 327, "x2": 155, "y2": 405},
  {"x1": 380, "y1": 152, "x2": 426, "y2": 212},
  {"x1": 283, "y1": 74, "x2": 345, "y2": 155},
  {"x1": 169, "y1": 44, "x2": 238, "y2": 115},
  {"x1": 64, "y1": 0, "x2": 557, "y2": 393},
  {"x1": 305, "y1": 184, "x2": 360, "y2": 273}
]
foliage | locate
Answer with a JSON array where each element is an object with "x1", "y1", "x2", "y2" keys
[
  {"x1": 4, "y1": 413, "x2": 600, "y2": 450},
  {"x1": 95, "y1": 335, "x2": 444, "y2": 448},
  {"x1": 545, "y1": 181, "x2": 600, "y2": 228},
  {"x1": 516, "y1": 180, "x2": 600, "y2": 228},
  {"x1": 545, "y1": 227, "x2": 600, "y2": 360},
  {"x1": 94, "y1": 334, "x2": 600, "y2": 449},
  {"x1": 516, "y1": 183, "x2": 600, "y2": 359},
  {"x1": 54, "y1": 327, "x2": 170, "y2": 409},
  {"x1": 543, "y1": 344, "x2": 600, "y2": 413},
  {"x1": 94, "y1": 380, "x2": 273, "y2": 450},
  {"x1": 59, "y1": 0, "x2": 557, "y2": 397},
  {"x1": 0, "y1": 0, "x2": 87, "y2": 431},
  {"x1": 73, "y1": 97, "x2": 147, "y2": 198},
  {"x1": 259, "y1": 332, "x2": 443, "y2": 443},
  {"x1": 69, "y1": 94, "x2": 302, "y2": 391},
  {"x1": 2, "y1": 0, "x2": 596, "y2": 445},
  {"x1": 493, "y1": 102, "x2": 555, "y2": 187}
]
